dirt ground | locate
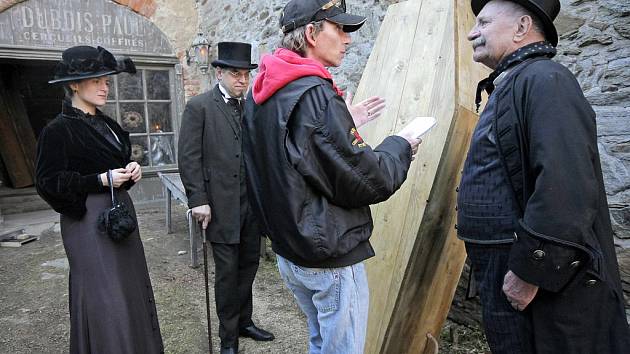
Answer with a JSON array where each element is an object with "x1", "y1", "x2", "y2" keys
[{"x1": 0, "y1": 202, "x2": 488, "y2": 353}]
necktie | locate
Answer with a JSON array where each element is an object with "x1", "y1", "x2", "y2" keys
[{"x1": 227, "y1": 98, "x2": 242, "y2": 113}]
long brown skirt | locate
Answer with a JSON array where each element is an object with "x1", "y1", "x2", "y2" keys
[{"x1": 60, "y1": 190, "x2": 163, "y2": 354}]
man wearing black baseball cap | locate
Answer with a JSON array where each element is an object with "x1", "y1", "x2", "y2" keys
[
  {"x1": 279, "y1": 0, "x2": 367, "y2": 34},
  {"x1": 242, "y1": 0, "x2": 421, "y2": 352},
  {"x1": 457, "y1": 1, "x2": 630, "y2": 352}
]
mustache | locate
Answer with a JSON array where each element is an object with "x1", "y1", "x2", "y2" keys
[{"x1": 472, "y1": 37, "x2": 486, "y2": 49}]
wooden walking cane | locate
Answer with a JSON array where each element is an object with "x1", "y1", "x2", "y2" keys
[{"x1": 201, "y1": 225, "x2": 214, "y2": 354}]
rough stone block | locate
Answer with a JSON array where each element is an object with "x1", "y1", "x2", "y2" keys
[
  {"x1": 586, "y1": 87, "x2": 630, "y2": 106},
  {"x1": 611, "y1": 206, "x2": 630, "y2": 239},
  {"x1": 614, "y1": 21, "x2": 630, "y2": 39},
  {"x1": 617, "y1": 249, "x2": 630, "y2": 303},
  {"x1": 601, "y1": 0, "x2": 630, "y2": 14},
  {"x1": 599, "y1": 145, "x2": 629, "y2": 195},
  {"x1": 555, "y1": 14, "x2": 586, "y2": 36},
  {"x1": 593, "y1": 108, "x2": 630, "y2": 133}
]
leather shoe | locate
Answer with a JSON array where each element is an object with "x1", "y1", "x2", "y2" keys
[
  {"x1": 239, "y1": 325, "x2": 275, "y2": 341},
  {"x1": 220, "y1": 346, "x2": 237, "y2": 354}
]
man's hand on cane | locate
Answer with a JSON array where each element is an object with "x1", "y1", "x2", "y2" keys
[{"x1": 192, "y1": 204, "x2": 212, "y2": 229}]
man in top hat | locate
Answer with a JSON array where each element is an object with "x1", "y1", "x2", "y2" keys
[
  {"x1": 457, "y1": 0, "x2": 630, "y2": 352},
  {"x1": 242, "y1": 0, "x2": 421, "y2": 352},
  {"x1": 178, "y1": 41, "x2": 274, "y2": 354}
]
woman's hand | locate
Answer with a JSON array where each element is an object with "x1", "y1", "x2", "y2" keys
[
  {"x1": 101, "y1": 168, "x2": 132, "y2": 188},
  {"x1": 126, "y1": 161, "x2": 142, "y2": 182}
]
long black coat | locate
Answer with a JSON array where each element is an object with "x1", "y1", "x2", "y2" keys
[
  {"x1": 178, "y1": 85, "x2": 245, "y2": 244},
  {"x1": 494, "y1": 58, "x2": 630, "y2": 352}
]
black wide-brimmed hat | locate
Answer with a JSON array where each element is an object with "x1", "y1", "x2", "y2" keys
[
  {"x1": 471, "y1": 0, "x2": 560, "y2": 46},
  {"x1": 211, "y1": 42, "x2": 258, "y2": 70},
  {"x1": 49, "y1": 46, "x2": 136, "y2": 84},
  {"x1": 280, "y1": 0, "x2": 366, "y2": 34}
]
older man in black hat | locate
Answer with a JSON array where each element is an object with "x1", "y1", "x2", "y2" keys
[
  {"x1": 457, "y1": 0, "x2": 630, "y2": 352},
  {"x1": 178, "y1": 42, "x2": 274, "y2": 354}
]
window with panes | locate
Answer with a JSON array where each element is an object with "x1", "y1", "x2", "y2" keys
[{"x1": 101, "y1": 66, "x2": 177, "y2": 170}]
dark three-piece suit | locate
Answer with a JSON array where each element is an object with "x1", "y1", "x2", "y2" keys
[{"x1": 178, "y1": 84, "x2": 260, "y2": 347}]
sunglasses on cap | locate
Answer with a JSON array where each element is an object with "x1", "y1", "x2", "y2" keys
[{"x1": 281, "y1": 0, "x2": 348, "y2": 33}]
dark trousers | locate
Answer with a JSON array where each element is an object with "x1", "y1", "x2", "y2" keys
[
  {"x1": 211, "y1": 211, "x2": 261, "y2": 347},
  {"x1": 466, "y1": 243, "x2": 535, "y2": 354}
]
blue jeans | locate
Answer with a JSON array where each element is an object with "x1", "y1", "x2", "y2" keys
[{"x1": 276, "y1": 255, "x2": 369, "y2": 354}]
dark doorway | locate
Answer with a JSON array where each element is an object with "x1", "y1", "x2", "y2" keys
[{"x1": 0, "y1": 59, "x2": 61, "y2": 189}]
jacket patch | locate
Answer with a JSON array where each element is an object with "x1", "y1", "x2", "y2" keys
[{"x1": 350, "y1": 128, "x2": 366, "y2": 148}]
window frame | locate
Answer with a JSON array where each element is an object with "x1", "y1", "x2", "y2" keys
[{"x1": 104, "y1": 64, "x2": 180, "y2": 174}]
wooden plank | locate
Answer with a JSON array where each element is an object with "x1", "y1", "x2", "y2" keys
[
  {"x1": 351, "y1": 0, "x2": 489, "y2": 352},
  {"x1": 0, "y1": 68, "x2": 37, "y2": 188},
  {"x1": 0, "y1": 232, "x2": 38, "y2": 247},
  {"x1": 455, "y1": 0, "x2": 490, "y2": 113},
  {"x1": 352, "y1": 3, "x2": 421, "y2": 349}
]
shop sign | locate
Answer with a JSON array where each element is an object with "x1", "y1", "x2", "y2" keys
[{"x1": 0, "y1": 0, "x2": 173, "y2": 55}]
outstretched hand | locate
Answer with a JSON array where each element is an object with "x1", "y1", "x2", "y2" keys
[{"x1": 345, "y1": 92, "x2": 386, "y2": 128}]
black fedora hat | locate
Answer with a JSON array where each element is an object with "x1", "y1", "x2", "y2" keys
[
  {"x1": 471, "y1": 0, "x2": 560, "y2": 46},
  {"x1": 49, "y1": 46, "x2": 136, "y2": 84},
  {"x1": 280, "y1": 0, "x2": 366, "y2": 34},
  {"x1": 211, "y1": 42, "x2": 258, "y2": 70}
]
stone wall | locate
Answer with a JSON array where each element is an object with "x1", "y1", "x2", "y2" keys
[
  {"x1": 196, "y1": 0, "x2": 400, "y2": 93},
  {"x1": 196, "y1": 0, "x2": 630, "y2": 325}
]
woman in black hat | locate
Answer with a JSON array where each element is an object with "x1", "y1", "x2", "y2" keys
[{"x1": 35, "y1": 46, "x2": 164, "y2": 353}]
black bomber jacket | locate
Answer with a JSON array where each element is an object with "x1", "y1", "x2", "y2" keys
[{"x1": 243, "y1": 76, "x2": 412, "y2": 268}]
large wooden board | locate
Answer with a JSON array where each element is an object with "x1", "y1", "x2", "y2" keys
[
  {"x1": 352, "y1": 0, "x2": 489, "y2": 352},
  {"x1": 0, "y1": 68, "x2": 37, "y2": 188}
]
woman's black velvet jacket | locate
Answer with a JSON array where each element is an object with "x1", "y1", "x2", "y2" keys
[{"x1": 35, "y1": 101, "x2": 134, "y2": 219}]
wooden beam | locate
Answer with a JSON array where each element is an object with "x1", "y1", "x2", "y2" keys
[
  {"x1": 0, "y1": 68, "x2": 37, "y2": 188},
  {"x1": 352, "y1": 0, "x2": 489, "y2": 352}
]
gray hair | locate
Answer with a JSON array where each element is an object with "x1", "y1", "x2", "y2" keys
[
  {"x1": 279, "y1": 20, "x2": 325, "y2": 57},
  {"x1": 503, "y1": 1, "x2": 545, "y2": 37}
]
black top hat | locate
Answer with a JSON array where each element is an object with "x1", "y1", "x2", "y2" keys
[
  {"x1": 280, "y1": 0, "x2": 366, "y2": 34},
  {"x1": 49, "y1": 46, "x2": 136, "y2": 84},
  {"x1": 211, "y1": 42, "x2": 258, "y2": 70},
  {"x1": 471, "y1": 0, "x2": 560, "y2": 46}
]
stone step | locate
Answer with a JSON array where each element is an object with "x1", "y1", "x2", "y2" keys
[{"x1": 0, "y1": 188, "x2": 51, "y2": 215}]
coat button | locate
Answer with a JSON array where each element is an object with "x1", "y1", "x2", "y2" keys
[
  {"x1": 236, "y1": 154, "x2": 240, "y2": 158},
  {"x1": 233, "y1": 174, "x2": 237, "y2": 178},
  {"x1": 585, "y1": 279, "x2": 597, "y2": 287},
  {"x1": 532, "y1": 249, "x2": 545, "y2": 260},
  {"x1": 454, "y1": 224, "x2": 458, "y2": 230},
  {"x1": 569, "y1": 261, "x2": 581, "y2": 269},
  {"x1": 455, "y1": 187, "x2": 459, "y2": 192}
]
